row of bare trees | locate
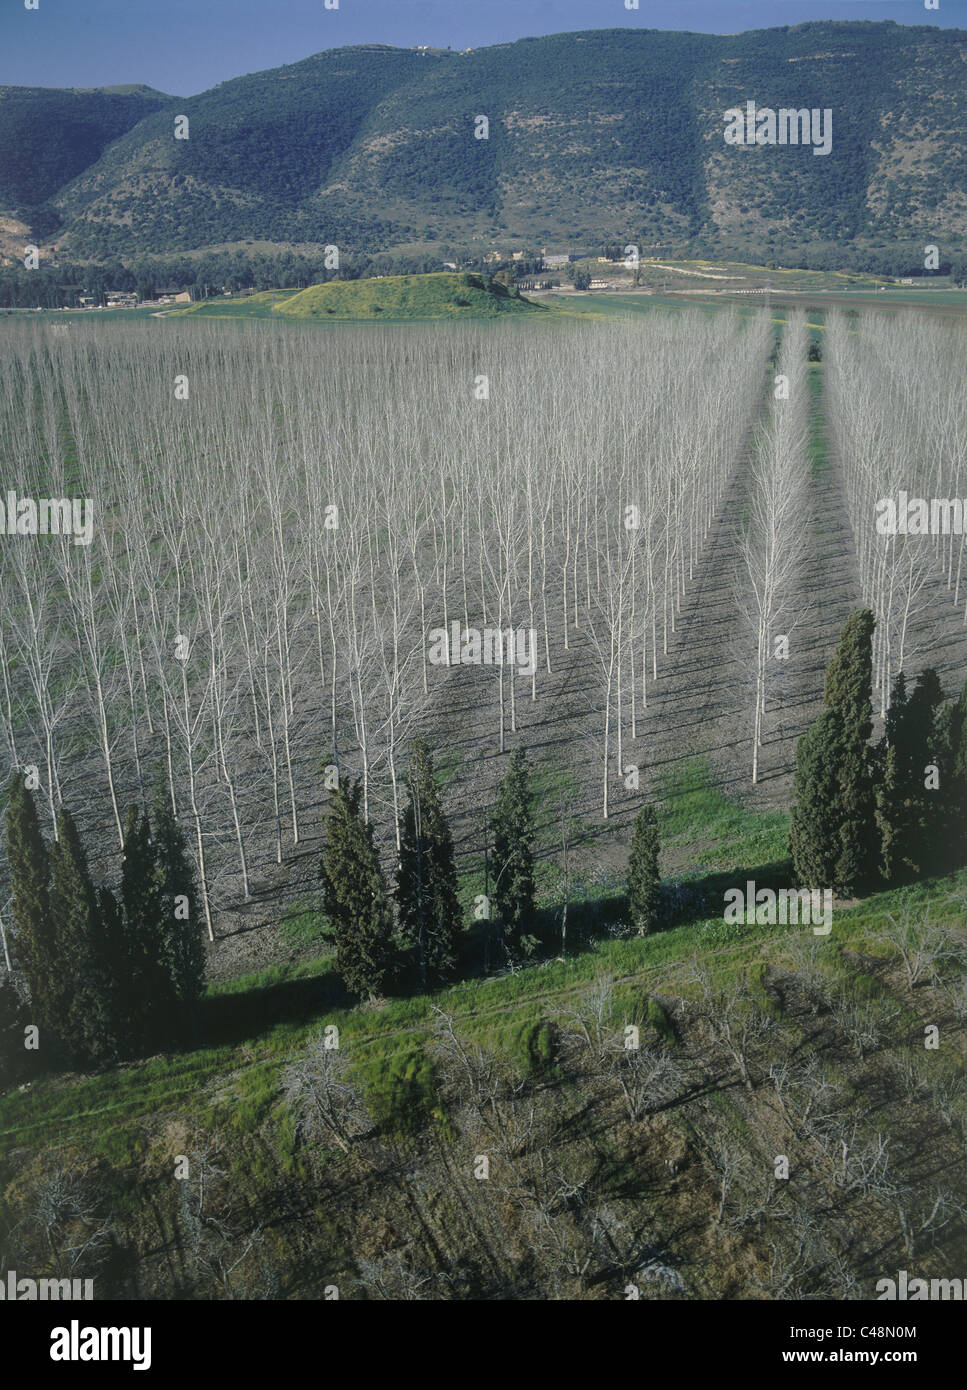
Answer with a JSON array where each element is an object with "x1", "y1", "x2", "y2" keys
[
  {"x1": 735, "y1": 312, "x2": 810, "y2": 782},
  {"x1": 0, "y1": 310, "x2": 772, "y2": 926},
  {"x1": 824, "y1": 312, "x2": 960, "y2": 715},
  {"x1": 585, "y1": 312, "x2": 772, "y2": 814}
]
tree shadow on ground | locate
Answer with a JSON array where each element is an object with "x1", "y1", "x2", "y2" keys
[
  {"x1": 188, "y1": 853, "x2": 795, "y2": 1051},
  {"x1": 198, "y1": 968, "x2": 349, "y2": 1048}
]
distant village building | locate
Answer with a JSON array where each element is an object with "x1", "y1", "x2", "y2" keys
[
  {"x1": 156, "y1": 286, "x2": 191, "y2": 304},
  {"x1": 589, "y1": 278, "x2": 609, "y2": 289},
  {"x1": 542, "y1": 254, "x2": 570, "y2": 269}
]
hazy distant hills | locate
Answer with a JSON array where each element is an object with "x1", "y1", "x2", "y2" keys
[{"x1": 4, "y1": 21, "x2": 967, "y2": 262}]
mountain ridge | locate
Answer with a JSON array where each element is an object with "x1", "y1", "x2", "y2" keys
[{"x1": 2, "y1": 21, "x2": 965, "y2": 264}]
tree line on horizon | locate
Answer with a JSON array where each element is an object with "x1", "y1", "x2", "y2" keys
[{"x1": 7, "y1": 236, "x2": 967, "y2": 313}]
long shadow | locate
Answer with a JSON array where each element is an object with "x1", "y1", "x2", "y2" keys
[
  {"x1": 198, "y1": 968, "x2": 350, "y2": 1048},
  {"x1": 189, "y1": 853, "x2": 795, "y2": 1053},
  {"x1": 529, "y1": 853, "x2": 797, "y2": 944}
]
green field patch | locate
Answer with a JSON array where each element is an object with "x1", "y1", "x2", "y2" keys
[{"x1": 656, "y1": 758, "x2": 790, "y2": 869}]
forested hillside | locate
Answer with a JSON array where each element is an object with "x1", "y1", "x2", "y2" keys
[
  {"x1": 2, "y1": 22, "x2": 966, "y2": 264},
  {"x1": 0, "y1": 84, "x2": 170, "y2": 219}
]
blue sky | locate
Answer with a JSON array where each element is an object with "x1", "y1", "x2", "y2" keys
[{"x1": 1, "y1": 0, "x2": 964, "y2": 95}]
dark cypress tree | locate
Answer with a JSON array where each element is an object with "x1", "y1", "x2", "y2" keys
[
  {"x1": 876, "y1": 670, "x2": 944, "y2": 883},
  {"x1": 49, "y1": 808, "x2": 113, "y2": 1067},
  {"x1": 948, "y1": 675, "x2": 967, "y2": 784},
  {"x1": 5, "y1": 775, "x2": 54, "y2": 1037},
  {"x1": 491, "y1": 747, "x2": 536, "y2": 948},
  {"x1": 789, "y1": 610, "x2": 877, "y2": 897},
  {"x1": 936, "y1": 674, "x2": 967, "y2": 872},
  {"x1": 396, "y1": 740, "x2": 461, "y2": 989},
  {"x1": 0, "y1": 973, "x2": 29, "y2": 1089},
  {"x1": 320, "y1": 780, "x2": 395, "y2": 1000},
  {"x1": 152, "y1": 789, "x2": 206, "y2": 1042},
  {"x1": 908, "y1": 670, "x2": 944, "y2": 799},
  {"x1": 121, "y1": 808, "x2": 157, "y2": 937},
  {"x1": 788, "y1": 711, "x2": 842, "y2": 887},
  {"x1": 875, "y1": 673, "x2": 909, "y2": 885},
  {"x1": 628, "y1": 805, "x2": 661, "y2": 935},
  {"x1": 118, "y1": 806, "x2": 168, "y2": 1050},
  {"x1": 96, "y1": 884, "x2": 130, "y2": 1051},
  {"x1": 825, "y1": 610, "x2": 877, "y2": 894}
]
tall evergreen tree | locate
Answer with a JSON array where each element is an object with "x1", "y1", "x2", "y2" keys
[
  {"x1": 491, "y1": 747, "x2": 536, "y2": 948},
  {"x1": 152, "y1": 789, "x2": 206, "y2": 1040},
  {"x1": 824, "y1": 609, "x2": 877, "y2": 894},
  {"x1": 787, "y1": 710, "x2": 842, "y2": 887},
  {"x1": 5, "y1": 776, "x2": 54, "y2": 1037},
  {"x1": 628, "y1": 805, "x2": 661, "y2": 935},
  {"x1": 320, "y1": 780, "x2": 395, "y2": 1000},
  {"x1": 117, "y1": 806, "x2": 168, "y2": 1049},
  {"x1": 121, "y1": 808, "x2": 158, "y2": 940},
  {"x1": 937, "y1": 673, "x2": 967, "y2": 872},
  {"x1": 875, "y1": 674, "x2": 908, "y2": 885},
  {"x1": 95, "y1": 884, "x2": 131, "y2": 1051},
  {"x1": 49, "y1": 807, "x2": 113, "y2": 1067},
  {"x1": 396, "y1": 740, "x2": 461, "y2": 989},
  {"x1": 875, "y1": 670, "x2": 944, "y2": 882},
  {"x1": 0, "y1": 973, "x2": 29, "y2": 1089},
  {"x1": 947, "y1": 675, "x2": 967, "y2": 784},
  {"x1": 789, "y1": 610, "x2": 877, "y2": 897}
]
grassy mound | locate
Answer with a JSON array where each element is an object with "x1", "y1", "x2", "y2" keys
[{"x1": 274, "y1": 271, "x2": 541, "y2": 321}]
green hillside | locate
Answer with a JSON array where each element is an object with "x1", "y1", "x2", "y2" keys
[
  {"x1": 45, "y1": 45, "x2": 427, "y2": 258},
  {"x1": 0, "y1": 84, "x2": 172, "y2": 209},
  {"x1": 2, "y1": 23, "x2": 965, "y2": 265},
  {"x1": 273, "y1": 272, "x2": 541, "y2": 320}
]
